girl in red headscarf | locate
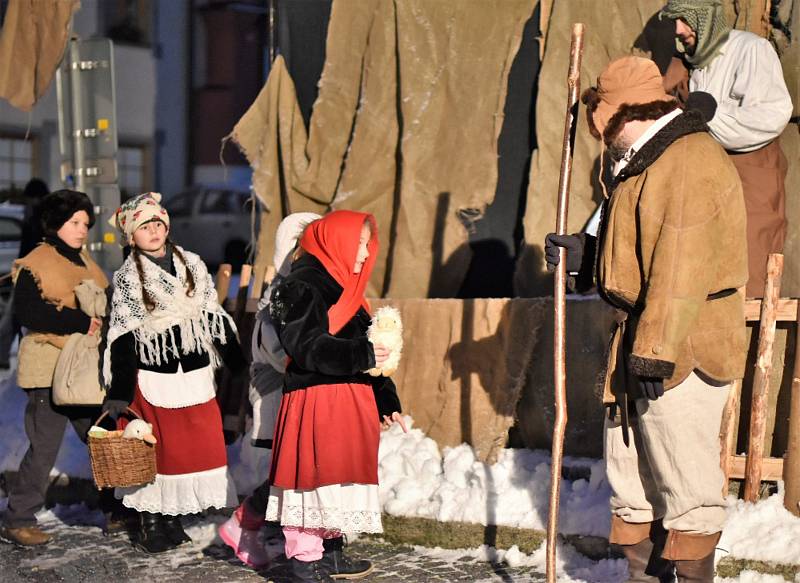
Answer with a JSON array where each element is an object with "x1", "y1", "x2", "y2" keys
[{"x1": 265, "y1": 210, "x2": 405, "y2": 582}]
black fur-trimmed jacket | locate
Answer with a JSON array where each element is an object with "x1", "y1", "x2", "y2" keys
[{"x1": 269, "y1": 253, "x2": 402, "y2": 420}]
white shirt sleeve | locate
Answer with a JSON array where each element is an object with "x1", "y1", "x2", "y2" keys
[{"x1": 706, "y1": 37, "x2": 793, "y2": 151}]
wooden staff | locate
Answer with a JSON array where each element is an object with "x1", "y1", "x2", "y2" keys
[
  {"x1": 784, "y1": 297, "x2": 800, "y2": 516},
  {"x1": 546, "y1": 22, "x2": 584, "y2": 583},
  {"x1": 743, "y1": 253, "x2": 783, "y2": 502}
]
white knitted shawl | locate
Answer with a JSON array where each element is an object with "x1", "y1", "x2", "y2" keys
[{"x1": 102, "y1": 247, "x2": 235, "y2": 386}]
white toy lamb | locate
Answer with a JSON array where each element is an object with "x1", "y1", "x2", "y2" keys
[
  {"x1": 366, "y1": 306, "x2": 403, "y2": 377},
  {"x1": 122, "y1": 419, "x2": 158, "y2": 445}
]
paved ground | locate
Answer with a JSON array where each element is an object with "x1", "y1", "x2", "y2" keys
[{"x1": 0, "y1": 507, "x2": 546, "y2": 583}]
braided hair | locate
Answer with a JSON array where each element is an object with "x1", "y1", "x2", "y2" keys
[{"x1": 130, "y1": 238, "x2": 196, "y2": 312}]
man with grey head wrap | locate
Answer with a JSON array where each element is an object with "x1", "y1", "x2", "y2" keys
[{"x1": 661, "y1": 0, "x2": 793, "y2": 297}]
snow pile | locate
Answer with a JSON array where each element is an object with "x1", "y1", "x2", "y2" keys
[
  {"x1": 378, "y1": 418, "x2": 611, "y2": 536},
  {"x1": 718, "y1": 486, "x2": 800, "y2": 565}
]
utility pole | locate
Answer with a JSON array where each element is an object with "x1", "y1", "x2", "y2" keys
[{"x1": 56, "y1": 38, "x2": 123, "y2": 272}]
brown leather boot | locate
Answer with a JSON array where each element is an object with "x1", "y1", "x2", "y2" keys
[
  {"x1": 674, "y1": 554, "x2": 715, "y2": 582},
  {"x1": 619, "y1": 538, "x2": 674, "y2": 582},
  {"x1": 0, "y1": 525, "x2": 53, "y2": 546},
  {"x1": 663, "y1": 530, "x2": 719, "y2": 583}
]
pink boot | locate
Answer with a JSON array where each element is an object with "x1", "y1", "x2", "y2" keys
[{"x1": 218, "y1": 501, "x2": 271, "y2": 568}]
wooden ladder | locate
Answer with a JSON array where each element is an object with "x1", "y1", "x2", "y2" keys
[{"x1": 720, "y1": 253, "x2": 800, "y2": 516}]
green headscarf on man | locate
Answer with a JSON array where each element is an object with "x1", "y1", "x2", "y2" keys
[{"x1": 660, "y1": 0, "x2": 731, "y2": 69}]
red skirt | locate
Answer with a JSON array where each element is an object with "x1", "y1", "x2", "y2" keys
[
  {"x1": 269, "y1": 383, "x2": 380, "y2": 490},
  {"x1": 128, "y1": 387, "x2": 228, "y2": 475}
]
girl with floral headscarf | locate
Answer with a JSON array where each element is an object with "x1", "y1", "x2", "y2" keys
[{"x1": 102, "y1": 192, "x2": 245, "y2": 554}]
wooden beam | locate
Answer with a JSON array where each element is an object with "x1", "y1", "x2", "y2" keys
[
  {"x1": 744, "y1": 254, "x2": 784, "y2": 502},
  {"x1": 729, "y1": 454, "x2": 784, "y2": 481},
  {"x1": 720, "y1": 378, "x2": 742, "y2": 490},
  {"x1": 215, "y1": 264, "x2": 233, "y2": 305},
  {"x1": 744, "y1": 298, "x2": 798, "y2": 322},
  {"x1": 250, "y1": 264, "x2": 267, "y2": 300},
  {"x1": 784, "y1": 305, "x2": 800, "y2": 516}
]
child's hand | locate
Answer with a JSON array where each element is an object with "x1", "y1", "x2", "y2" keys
[
  {"x1": 382, "y1": 412, "x2": 408, "y2": 433},
  {"x1": 373, "y1": 344, "x2": 391, "y2": 366},
  {"x1": 88, "y1": 317, "x2": 102, "y2": 336}
]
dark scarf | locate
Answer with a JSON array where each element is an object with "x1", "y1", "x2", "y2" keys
[
  {"x1": 142, "y1": 245, "x2": 175, "y2": 275},
  {"x1": 44, "y1": 235, "x2": 86, "y2": 267}
]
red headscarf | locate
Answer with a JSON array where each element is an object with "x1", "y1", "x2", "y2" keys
[{"x1": 299, "y1": 210, "x2": 378, "y2": 335}]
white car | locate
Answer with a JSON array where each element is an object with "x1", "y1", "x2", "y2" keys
[
  {"x1": 0, "y1": 203, "x2": 24, "y2": 309},
  {"x1": 162, "y1": 187, "x2": 257, "y2": 270},
  {"x1": 0, "y1": 203, "x2": 24, "y2": 275}
]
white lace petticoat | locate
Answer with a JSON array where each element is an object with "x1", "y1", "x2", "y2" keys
[
  {"x1": 266, "y1": 483, "x2": 383, "y2": 533},
  {"x1": 116, "y1": 465, "x2": 238, "y2": 515}
]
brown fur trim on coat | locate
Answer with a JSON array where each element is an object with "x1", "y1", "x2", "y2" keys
[
  {"x1": 628, "y1": 354, "x2": 676, "y2": 379},
  {"x1": 602, "y1": 99, "x2": 679, "y2": 145},
  {"x1": 616, "y1": 109, "x2": 708, "y2": 182}
]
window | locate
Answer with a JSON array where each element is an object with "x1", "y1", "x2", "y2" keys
[
  {"x1": 0, "y1": 136, "x2": 35, "y2": 199},
  {"x1": 200, "y1": 190, "x2": 232, "y2": 214},
  {"x1": 118, "y1": 145, "x2": 146, "y2": 199},
  {"x1": 163, "y1": 192, "x2": 194, "y2": 218}
]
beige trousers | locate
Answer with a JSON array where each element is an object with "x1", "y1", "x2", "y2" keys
[{"x1": 604, "y1": 371, "x2": 731, "y2": 535}]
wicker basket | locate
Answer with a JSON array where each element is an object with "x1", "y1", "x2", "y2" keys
[{"x1": 88, "y1": 407, "x2": 157, "y2": 490}]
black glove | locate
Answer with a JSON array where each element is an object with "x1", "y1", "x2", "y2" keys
[
  {"x1": 544, "y1": 233, "x2": 584, "y2": 273},
  {"x1": 638, "y1": 377, "x2": 665, "y2": 400},
  {"x1": 102, "y1": 399, "x2": 130, "y2": 418},
  {"x1": 685, "y1": 91, "x2": 717, "y2": 123}
]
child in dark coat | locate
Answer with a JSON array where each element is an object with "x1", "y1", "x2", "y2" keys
[{"x1": 267, "y1": 210, "x2": 404, "y2": 582}]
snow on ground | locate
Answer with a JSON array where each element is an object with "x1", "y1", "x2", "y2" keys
[
  {"x1": 378, "y1": 419, "x2": 610, "y2": 536},
  {"x1": 717, "y1": 486, "x2": 800, "y2": 565},
  {"x1": 2, "y1": 368, "x2": 800, "y2": 573},
  {"x1": 410, "y1": 541, "x2": 628, "y2": 583}
]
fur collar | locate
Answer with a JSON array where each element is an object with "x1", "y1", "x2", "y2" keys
[{"x1": 615, "y1": 110, "x2": 708, "y2": 182}]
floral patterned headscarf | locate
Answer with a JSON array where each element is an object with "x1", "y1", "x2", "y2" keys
[{"x1": 111, "y1": 192, "x2": 171, "y2": 244}]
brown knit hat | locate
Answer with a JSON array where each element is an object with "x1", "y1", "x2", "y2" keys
[{"x1": 584, "y1": 56, "x2": 675, "y2": 141}]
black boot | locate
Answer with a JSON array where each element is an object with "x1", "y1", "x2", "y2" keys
[
  {"x1": 100, "y1": 491, "x2": 138, "y2": 537},
  {"x1": 162, "y1": 515, "x2": 192, "y2": 547},
  {"x1": 321, "y1": 536, "x2": 374, "y2": 580},
  {"x1": 290, "y1": 557, "x2": 334, "y2": 582},
  {"x1": 134, "y1": 512, "x2": 178, "y2": 554}
]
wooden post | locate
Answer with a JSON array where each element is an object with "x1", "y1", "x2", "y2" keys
[
  {"x1": 720, "y1": 378, "x2": 742, "y2": 491},
  {"x1": 743, "y1": 253, "x2": 784, "y2": 502},
  {"x1": 546, "y1": 22, "x2": 584, "y2": 583},
  {"x1": 234, "y1": 264, "x2": 253, "y2": 320},
  {"x1": 784, "y1": 302, "x2": 800, "y2": 516},
  {"x1": 250, "y1": 264, "x2": 267, "y2": 300},
  {"x1": 215, "y1": 263, "x2": 233, "y2": 305}
]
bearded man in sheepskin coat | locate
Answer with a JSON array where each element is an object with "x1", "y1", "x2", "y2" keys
[{"x1": 545, "y1": 56, "x2": 747, "y2": 583}]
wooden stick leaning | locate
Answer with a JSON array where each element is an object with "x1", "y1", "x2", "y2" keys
[
  {"x1": 546, "y1": 22, "x2": 584, "y2": 583},
  {"x1": 743, "y1": 253, "x2": 784, "y2": 502},
  {"x1": 783, "y1": 293, "x2": 800, "y2": 516}
]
